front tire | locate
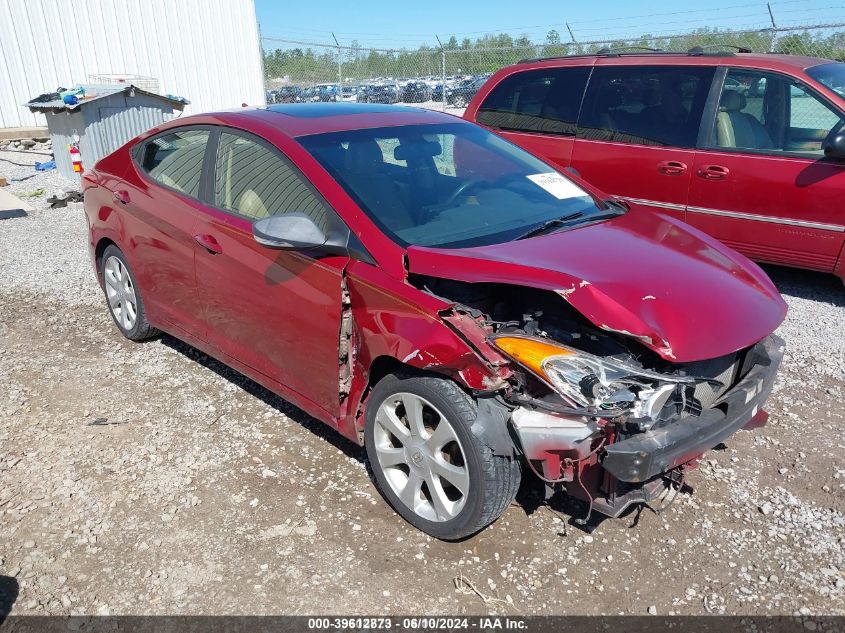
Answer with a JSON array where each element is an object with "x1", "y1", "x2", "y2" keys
[
  {"x1": 365, "y1": 373, "x2": 520, "y2": 540},
  {"x1": 100, "y1": 245, "x2": 158, "y2": 341}
]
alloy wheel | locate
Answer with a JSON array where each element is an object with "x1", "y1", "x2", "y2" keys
[
  {"x1": 103, "y1": 255, "x2": 138, "y2": 331},
  {"x1": 373, "y1": 392, "x2": 470, "y2": 522}
]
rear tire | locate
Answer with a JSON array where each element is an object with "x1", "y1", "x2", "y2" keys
[
  {"x1": 100, "y1": 245, "x2": 158, "y2": 341},
  {"x1": 365, "y1": 373, "x2": 520, "y2": 540}
]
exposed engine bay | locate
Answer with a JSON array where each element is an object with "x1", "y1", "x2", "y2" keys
[{"x1": 414, "y1": 275, "x2": 784, "y2": 521}]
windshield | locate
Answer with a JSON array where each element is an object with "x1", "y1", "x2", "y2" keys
[
  {"x1": 807, "y1": 63, "x2": 845, "y2": 98},
  {"x1": 297, "y1": 122, "x2": 605, "y2": 248}
]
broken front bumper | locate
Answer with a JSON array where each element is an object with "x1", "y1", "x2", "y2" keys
[{"x1": 601, "y1": 334, "x2": 785, "y2": 483}]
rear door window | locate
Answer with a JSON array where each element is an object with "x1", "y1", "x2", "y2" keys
[
  {"x1": 578, "y1": 65, "x2": 715, "y2": 147},
  {"x1": 476, "y1": 67, "x2": 590, "y2": 136},
  {"x1": 139, "y1": 129, "x2": 210, "y2": 197}
]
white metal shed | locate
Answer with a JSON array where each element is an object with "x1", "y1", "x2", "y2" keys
[
  {"x1": 0, "y1": 0, "x2": 265, "y2": 129},
  {"x1": 26, "y1": 85, "x2": 188, "y2": 181}
]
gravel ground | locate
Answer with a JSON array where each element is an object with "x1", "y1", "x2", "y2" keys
[
  {"x1": 0, "y1": 147, "x2": 69, "y2": 200},
  {"x1": 0, "y1": 155, "x2": 844, "y2": 617}
]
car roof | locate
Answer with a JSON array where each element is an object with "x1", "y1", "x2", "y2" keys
[{"x1": 168, "y1": 103, "x2": 467, "y2": 137}]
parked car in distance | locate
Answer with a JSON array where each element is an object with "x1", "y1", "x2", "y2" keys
[
  {"x1": 315, "y1": 84, "x2": 339, "y2": 102},
  {"x1": 402, "y1": 80, "x2": 432, "y2": 102},
  {"x1": 274, "y1": 86, "x2": 302, "y2": 104},
  {"x1": 301, "y1": 86, "x2": 320, "y2": 103},
  {"x1": 82, "y1": 103, "x2": 785, "y2": 540},
  {"x1": 361, "y1": 82, "x2": 401, "y2": 104},
  {"x1": 341, "y1": 85, "x2": 360, "y2": 102},
  {"x1": 464, "y1": 51, "x2": 845, "y2": 281},
  {"x1": 447, "y1": 75, "x2": 490, "y2": 107}
]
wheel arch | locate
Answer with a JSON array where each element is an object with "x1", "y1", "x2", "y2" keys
[
  {"x1": 93, "y1": 237, "x2": 121, "y2": 287},
  {"x1": 351, "y1": 355, "x2": 516, "y2": 458},
  {"x1": 95, "y1": 237, "x2": 119, "y2": 269},
  {"x1": 348, "y1": 354, "x2": 451, "y2": 444},
  {"x1": 339, "y1": 265, "x2": 514, "y2": 445}
]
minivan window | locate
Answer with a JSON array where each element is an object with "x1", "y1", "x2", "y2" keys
[
  {"x1": 140, "y1": 129, "x2": 209, "y2": 198},
  {"x1": 578, "y1": 66, "x2": 715, "y2": 147},
  {"x1": 476, "y1": 67, "x2": 590, "y2": 136},
  {"x1": 711, "y1": 69, "x2": 844, "y2": 155},
  {"x1": 806, "y1": 62, "x2": 845, "y2": 98}
]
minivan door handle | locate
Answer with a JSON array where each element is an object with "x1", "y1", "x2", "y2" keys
[
  {"x1": 193, "y1": 234, "x2": 223, "y2": 254},
  {"x1": 698, "y1": 165, "x2": 730, "y2": 180},
  {"x1": 657, "y1": 160, "x2": 687, "y2": 176}
]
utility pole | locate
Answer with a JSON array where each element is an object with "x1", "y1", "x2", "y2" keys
[
  {"x1": 767, "y1": 3, "x2": 779, "y2": 52},
  {"x1": 331, "y1": 32, "x2": 342, "y2": 94},
  {"x1": 435, "y1": 35, "x2": 446, "y2": 111},
  {"x1": 566, "y1": 23, "x2": 577, "y2": 55}
]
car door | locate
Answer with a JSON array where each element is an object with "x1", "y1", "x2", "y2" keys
[
  {"x1": 571, "y1": 62, "x2": 716, "y2": 222},
  {"x1": 193, "y1": 128, "x2": 349, "y2": 416},
  {"x1": 688, "y1": 67, "x2": 845, "y2": 272},
  {"x1": 473, "y1": 65, "x2": 591, "y2": 171},
  {"x1": 123, "y1": 126, "x2": 212, "y2": 335}
]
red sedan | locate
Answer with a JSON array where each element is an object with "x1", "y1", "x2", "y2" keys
[{"x1": 82, "y1": 103, "x2": 786, "y2": 539}]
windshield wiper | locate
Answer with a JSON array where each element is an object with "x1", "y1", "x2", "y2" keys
[{"x1": 514, "y1": 211, "x2": 584, "y2": 240}]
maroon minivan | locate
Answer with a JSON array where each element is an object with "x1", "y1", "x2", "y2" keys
[{"x1": 464, "y1": 52, "x2": 845, "y2": 281}]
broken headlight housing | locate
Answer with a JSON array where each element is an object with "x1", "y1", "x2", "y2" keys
[{"x1": 492, "y1": 335, "x2": 696, "y2": 420}]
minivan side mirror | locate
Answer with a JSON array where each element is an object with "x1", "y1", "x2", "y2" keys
[
  {"x1": 823, "y1": 132, "x2": 845, "y2": 160},
  {"x1": 253, "y1": 214, "x2": 327, "y2": 250}
]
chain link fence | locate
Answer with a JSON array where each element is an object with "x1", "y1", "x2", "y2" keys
[{"x1": 262, "y1": 23, "x2": 845, "y2": 110}]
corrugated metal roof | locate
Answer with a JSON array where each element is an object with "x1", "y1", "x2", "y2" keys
[{"x1": 26, "y1": 84, "x2": 188, "y2": 112}]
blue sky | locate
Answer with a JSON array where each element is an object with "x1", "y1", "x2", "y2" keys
[{"x1": 256, "y1": 0, "x2": 844, "y2": 49}]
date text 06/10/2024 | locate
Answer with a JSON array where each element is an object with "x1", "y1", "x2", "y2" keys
[{"x1": 306, "y1": 617, "x2": 527, "y2": 630}]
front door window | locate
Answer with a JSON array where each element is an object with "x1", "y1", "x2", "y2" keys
[{"x1": 711, "y1": 69, "x2": 844, "y2": 156}]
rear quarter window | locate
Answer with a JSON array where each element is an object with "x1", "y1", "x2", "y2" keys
[
  {"x1": 139, "y1": 129, "x2": 210, "y2": 198},
  {"x1": 476, "y1": 67, "x2": 591, "y2": 136}
]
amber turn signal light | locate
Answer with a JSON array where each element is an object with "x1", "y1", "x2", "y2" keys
[{"x1": 491, "y1": 336, "x2": 574, "y2": 380}]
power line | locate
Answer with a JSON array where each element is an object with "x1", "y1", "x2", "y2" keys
[
  {"x1": 263, "y1": 3, "x2": 845, "y2": 51},
  {"x1": 261, "y1": 20, "x2": 845, "y2": 54},
  {"x1": 431, "y1": 0, "x2": 811, "y2": 37}
]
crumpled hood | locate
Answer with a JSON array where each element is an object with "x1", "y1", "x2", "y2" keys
[{"x1": 406, "y1": 210, "x2": 787, "y2": 362}]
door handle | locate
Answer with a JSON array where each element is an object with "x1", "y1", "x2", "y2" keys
[
  {"x1": 698, "y1": 165, "x2": 730, "y2": 180},
  {"x1": 657, "y1": 160, "x2": 687, "y2": 176},
  {"x1": 193, "y1": 234, "x2": 223, "y2": 254},
  {"x1": 112, "y1": 190, "x2": 130, "y2": 204}
]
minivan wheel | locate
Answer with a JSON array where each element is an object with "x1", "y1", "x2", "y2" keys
[
  {"x1": 364, "y1": 373, "x2": 521, "y2": 540},
  {"x1": 100, "y1": 245, "x2": 158, "y2": 341}
]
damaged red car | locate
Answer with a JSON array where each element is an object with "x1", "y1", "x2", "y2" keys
[{"x1": 82, "y1": 103, "x2": 787, "y2": 540}]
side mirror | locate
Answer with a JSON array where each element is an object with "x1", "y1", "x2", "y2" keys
[
  {"x1": 823, "y1": 132, "x2": 845, "y2": 160},
  {"x1": 252, "y1": 213, "x2": 327, "y2": 250}
]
